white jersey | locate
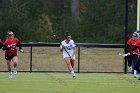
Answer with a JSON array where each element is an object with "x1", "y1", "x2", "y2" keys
[{"x1": 60, "y1": 40, "x2": 76, "y2": 58}]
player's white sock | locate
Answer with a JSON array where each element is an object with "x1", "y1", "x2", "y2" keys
[
  {"x1": 10, "y1": 72, "x2": 12, "y2": 74},
  {"x1": 71, "y1": 71, "x2": 74, "y2": 74},
  {"x1": 9, "y1": 72, "x2": 13, "y2": 78},
  {"x1": 134, "y1": 70, "x2": 137, "y2": 78},
  {"x1": 71, "y1": 71, "x2": 76, "y2": 78},
  {"x1": 128, "y1": 67, "x2": 132, "y2": 71},
  {"x1": 13, "y1": 67, "x2": 17, "y2": 74}
]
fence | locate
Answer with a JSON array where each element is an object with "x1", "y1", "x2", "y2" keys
[{"x1": 0, "y1": 43, "x2": 125, "y2": 73}]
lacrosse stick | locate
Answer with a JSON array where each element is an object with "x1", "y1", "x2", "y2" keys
[
  {"x1": 52, "y1": 34, "x2": 72, "y2": 58},
  {"x1": 119, "y1": 53, "x2": 130, "y2": 57}
]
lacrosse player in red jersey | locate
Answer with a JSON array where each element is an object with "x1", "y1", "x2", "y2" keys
[
  {"x1": 131, "y1": 32, "x2": 140, "y2": 80},
  {"x1": 0, "y1": 38, "x2": 2, "y2": 49},
  {"x1": 127, "y1": 32, "x2": 139, "y2": 78},
  {"x1": 60, "y1": 32, "x2": 76, "y2": 78},
  {"x1": 3, "y1": 31, "x2": 24, "y2": 78}
]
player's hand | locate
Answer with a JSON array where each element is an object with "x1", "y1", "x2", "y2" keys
[
  {"x1": 7, "y1": 45, "x2": 11, "y2": 48},
  {"x1": 71, "y1": 56, "x2": 75, "y2": 61},
  {"x1": 19, "y1": 49, "x2": 24, "y2": 53}
]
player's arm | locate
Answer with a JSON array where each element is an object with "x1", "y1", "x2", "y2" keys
[
  {"x1": 125, "y1": 44, "x2": 133, "y2": 56},
  {"x1": 17, "y1": 41, "x2": 22, "y2": 49},
  {"x1": 60, "y1": 44, "x2": 63, "y2": 52},
  {"x1": 126, "y1": 38, "x2": 132, "y2": 53},
  {"x1": 131, "y1": 45, "x2": 139, "y2": 52},
  {"x1": 2, "y1": 44, "x2": 9, "y2": 50},
  {"x1": 0, "y1": 42, "x2": 3, "y2": 49},
  {"x1": 60, "y1": 42, "x2": 63, "y2": 52},
  {"x1": 71, "y1": 47, "x2": 76, "y2": 60},
  {"x1": 17, "y1": 41, "x2": 24, "y2": 53},
  {"x1": 126, "y1": 44, "x2": 130, "y2": 52},
  {"x1": 71, "y1": 41, "x2": 76, "y2": 59}
]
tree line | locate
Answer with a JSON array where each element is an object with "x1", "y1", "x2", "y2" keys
[{"x1": 0, "y1": 0, "x2": 136, "y2": 43}]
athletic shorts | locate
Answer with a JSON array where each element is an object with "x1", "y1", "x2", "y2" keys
[
  {"x1": 5, "y1": 55, "x2": 17, "y2": 60},
  {"x1": 63, "y1": 55, "x2": 75, "y2": 60}
]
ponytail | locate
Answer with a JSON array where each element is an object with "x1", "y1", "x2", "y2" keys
[{"x1": 65, "y1": 31, "x2": 71, "y2": 38}]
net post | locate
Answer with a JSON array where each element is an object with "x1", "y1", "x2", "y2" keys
[
  {"x1": 137, "y1": 0, "x2": 140, "y2": 30},
  {"x1": 124, "y1": 0, "x2": 128, "y2": 74},
  {"x1": 30, "y1": 46, "x2": 33, "y2": 73},
  {"x1": 77, "y1": 45, "x2": 80, "y2": 73}
]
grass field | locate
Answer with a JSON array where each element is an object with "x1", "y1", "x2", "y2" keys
[{"x1": 0, "y1": 73, "x2": 140, "y2": 93}]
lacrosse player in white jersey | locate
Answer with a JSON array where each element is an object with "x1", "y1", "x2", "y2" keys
[{"x1": 60, "y1": 31, "x2": 76, "y2": 78}]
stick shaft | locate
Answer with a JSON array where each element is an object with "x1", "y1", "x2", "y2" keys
[{"x1": 56, "y1": 37, "x2": 72, "y2": 58}]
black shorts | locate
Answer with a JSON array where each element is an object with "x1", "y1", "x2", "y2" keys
[{"x1": 5, "y1": 55, "x2": 17, "y2": 60}]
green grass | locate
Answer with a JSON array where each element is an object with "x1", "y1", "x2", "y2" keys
[{"x1": 0, "y1": 73, "x2": 140, "y2": 93}]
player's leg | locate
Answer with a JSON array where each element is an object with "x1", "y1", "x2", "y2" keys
[
  {"x1": 70, "y1": 59, "x2": 74, "y2": 68},
  {"x1": 134, "y1": 59, "x2": 140, "y2": 72},
  {"x1": 134, "y1": 59, "x2": 140, "y2": 80},
  {"x1": 12, "y1": 56, "x2": 18, "y2": 74},
  {"x1": 133, "y1": 54, "x2": 138, "y2": 78},
  {"x1": 64, "y1": 57, "x2": 73, "y2": 72},
  {"x1": 6, "y1": 59, "x2": 12, "y2": 78},
  {"x1": 127, "y1": 55, "x2": 132, "y2": 69},
  {"x1": 64, "y1": 57, "x2": 76, "y2": 78},
  {"x1": 70, "y1": 55, "x2": 75, "y2": 68}
]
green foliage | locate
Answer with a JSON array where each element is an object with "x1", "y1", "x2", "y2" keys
[{"x1": 0, "y1": 0, "x2": 136, "y2": 43}]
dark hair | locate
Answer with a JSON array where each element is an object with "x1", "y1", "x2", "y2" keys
[{"x1": 65, "y1": 31, "x2": 71, "y2": 38}]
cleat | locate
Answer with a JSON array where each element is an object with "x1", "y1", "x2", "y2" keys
[
  {"x1": 134, "y1": 75, "x2": 137, "y2": 78},
  {"x1": 13, "y1": 68, "x2": 17, "y2": 74},
  {"x1": 73, "y1": 75, "x2": 76, "y2": 78},
  {"x1": 70, "y1": 71, "x2": 76, "y2": 78},
  {"x1": 138, "y1": 77, "x2": 140, "y2": 80},
  {"x1": 72, "y1": 73, "x2": 76, "y2": 78},
  {"x1": 9, "y1": 73, "x2": 13, "y2": 78}
]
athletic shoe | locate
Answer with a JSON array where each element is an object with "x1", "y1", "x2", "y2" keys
[
  {"x1": 9, "y1": 73, "x2": 13, "y2": 78},
  {"x1": 73, "y1": 75, "x2": 76, "y2": 78},
  {"x1": 134, "y1": 75, "x2": 137, "y2": 78},
  {"x1": 13, "y1": 68, "x2": 17, "y2": 74},
  {"x1": 70, "y1": 71, "x2": 76, "y2": 78},
  {"x1": 72, "y1": 73, "x2": 76, "y2": 78},
  {"x1": 138, "y1": 77, "x2": 140, "y2": 80}
]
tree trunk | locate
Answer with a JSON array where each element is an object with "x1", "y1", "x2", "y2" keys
[
  {"x1": 131, "y1": 0, "x2": 136, "y2": 9},
  {"x1": 71, "y1": 0, "x2": 80, "y2": 20}
]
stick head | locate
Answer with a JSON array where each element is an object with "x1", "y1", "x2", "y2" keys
[
  {"x1": 19, "y1": 49, "x2": 24, "y2": 53},
  {"x1": 119, "y1": 53, "x2": 122, "y2": 56},
  {"x1": 119, "y1": 53, "x2": 130, "y2": 57}
]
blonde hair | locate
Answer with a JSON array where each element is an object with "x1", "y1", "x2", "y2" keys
[{"x1": 7, "y1": 31, "x2": 14, "y2": 38}]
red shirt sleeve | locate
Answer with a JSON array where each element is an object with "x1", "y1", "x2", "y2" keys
[
  {"x1": 14, "y1": 38, "x2": 19, "y2": 43},
  {"x1": 127, "y1": 38, "x2": 134, "y2": 51},
  {"x1": 127, "y1": 38, "x2": 133, "y2": 45},
  {"x1": 135, "y1": 40, "x2": 140, "y2": 47},
  {"x1": 0, "y1": 39, "x2": 2, "y2": 43}
]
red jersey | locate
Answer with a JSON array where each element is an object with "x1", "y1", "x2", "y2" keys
[
  {"x1": 0, "y1": 39, "x2": 2, "y2": 43},
  {"x1": 4, "y1": 38, "x2": 19, "y2": 56},
  {"x1": 134, "y1": 40, "x2": 140, "y2": 58},
  {"x1": 127, "y1": 38, "x2": 138, "y2": 53},
  {"x1": 0, "y1": 39, "x2": 2, "y2": 49}
]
